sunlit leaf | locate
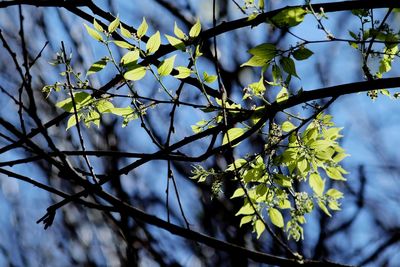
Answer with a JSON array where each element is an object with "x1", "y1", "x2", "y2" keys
[
  {"x1": 174, "y1": 66, "x2": 192, "y2": 79},
  {"x1": 318, "y1": 201, "x2": 331, "y2": 217},
  {"x1": 281, "y1": 121, "x2": 296, "y2": 132},
  {"x1": 108, "y1": 16, "x2": 120, "y2": 33},
  {"x1": 326, "y1": 167, "x2": 347, "y2": 181},
  {"x1": 270, "y1": 7, "x2": 307, "y2": 28},
  {"x1": 276, "y1": 87, "x2": 289, "y2": 103},
  {"x1": 241, "y1": 55, "x2": 268, "y2": 67},
  {"x1": 56, "y1": 92, "x2": 92, "y2": 113},
  {"x1": 222, "y1": 128, "x2": 245, "y2": 147},
  {"x1": 84, "y1": 24, "x2": 103, "y2": 41},
  {"x1": 84, "y1": 110, "x2": 100, "y2": 127},
  {"x1": 226, "y1": 158, "x2": 247, "y2": 171},
  {"x1": 165, "y1": 34, "x2": 185, "y2": 50},
  {"x1": 248, "y1": 77, "x2": 266, "y2": 95},
  {"x1": 203, "y1": 72, "x2": 217, "y2": 83},
  {"x1": 326, "y1": 188, "x2": 344, "y2": 199},
  {"x1": 333, "y1": 153, "x2": 349, "y2": 163},
  {"x1": 124, "y1": 65, "x2": 147, "y2": 81},
  {"x1": 66, "y1": 114, "x2": 79, "y2": 130},
  {"x1": 95, "y1": 99, "x2": 114, "y2": 113},
  {"x1": 120, "y1": 25, "x2": 132, "y2": 39},
  {"x1": 112, "y1": 40, "x2": 135, "y2": 49},
  {"x1": 309, "y1": 173, "x2": 325, "y2": 196},
  {"x1": 174, "y1": 22, "x2": 186, "y2": 39},
  {"x1": 137, "y1": 17, "x2": 148, "y2": 39},
  {"x1": 258, "y1": 0, "x2": 265, "y2": 10},
  {"x1": 158, "y1": 55, "x2": 176, "y2": 76},
  {"x1": 189, "y1": 19, "x2": 201, "y2": 38},
  {"x1": 255, "y1": 219, "x2": 265, "y2": 238},
  {"x1": 268, "y1": 208, "x2": 284, "y2": 228},
  {"x1": 120, "y1": 50, "x2": 140, "y2": 66},
  {"x1": 236, "y1": 203, "x2": 255, "y2": 216},
  {"x1": 248, "y1": 43, "x2": 277, "y2": 61},
  {"x1": 87, "y1": 59, "x2": 108, "y2": 76},
  {"x1": 106, "y1": 107, "x2": 135, "y2": 116},
  {"x1": 240, "y1": 216, "x2": 253, "y2": 227},
  {"x1": 146, "y1": 31, "x2": 161, "y2": 54},
  {"x1": 93, "y1": 19, "x2": 104, "y2": 32},
  {"x1": 231, "y1": 188, "x2": 245, "y2": 199}
]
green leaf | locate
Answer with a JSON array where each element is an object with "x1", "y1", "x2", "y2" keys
[
  {"x1": 280, "y1": 57, "x2": 299, "y2": 78},
  {"x1": 93, "y1": 19, "x2": 104, "y2": 32},
  {"x1": 84, "y1": 110, "x2": 100, "y2": 127},
  {"x1": 255, "y1": 219, "x2": 265, "y2": 239},
  {"x1": 268, "y1": 208, "x2": 284, "y2": 228},
  {"x1": 276, "y1": 87, "x2": 289, "y2": 103},
  {"x1": 243, "y1": 163, "x2": 265, "y2": 182},
  {"x1": 248, "y1": 77, "x2": 266, "y2": 95},
  {"x1": 274, "y1": 174, "x2": 292, "y2": 187},
  {"x1": 326, "y1": 167, "x2": 346, "y2": 181},
  {"x1": 108, "y1": 16, "x2": 120, "y2": 33},
  {"x1": 281, "y1": 121, "x2": 296, "y2": 132},
  {"x1": 247, "y1": 13, "x2": 259, "y2": 21},
  {"x1": 326, "y1": 188, "x2": 344, "y2": 199},
  {"x1": 278, "y1": 199, "x2": 291, "y2": 209},
  {"x1": 226, "y1": 158, "x2": 247, "y2": 171},
  {"x1": 309, "y1": 139, "x2": 334, "y2": 151},
  {"x1": 240, "y1": 216, "x2": 253, "y2": 227},
  {"x1": 297, "y1": 157, "x2": 308, "y2": 175},
  {"x1": 380, "y1": 89, "x2": 391, "y2": 97},
  {"x1": 56, "y1": 92, "x2": 92, "y2": 113},
  {"x1": 174, "y1": 66, "x2": 192, "y2": 79},
  {"x1": 258, "y1": 0, "x2": 264, "y2": 10},
  {"x1": 137, "y1": 18, "x2": 148, "y2": 39},
  {"x1": 231, "y1": 188, "x2": 245, "y2": 199},
  {"x1": 270, "y1": 7, "x2": 307, "y2": 28},
  {"x1": 189, "y1": 19, "x2": 201, "y2": 38},
  {"x1": 174, "y1": 22, "x2": 186, "y2": 39},
  {"x1": 222, "y1": 128, "x2": 245, "y2": 147},
  {"x1": 248, "y1": 43, "x2": 277, "y2": 61},
  {"x1": 272, "y1": 64, "x2": 282, "y2": 83},
  {"x1": 250, "y1": 106, "x2": 265, "y2": 124},
  {"x1": 195, "y1": 45, "x2": 203, "y2": 58},
  {"x1": 146, "y1": 31, "x2": 161, "y2": 54},
  {"x1": 318, "y1": 200, "x2": 331, "y2": 217},
  {"x1": 348, "y1": 30, "x2": 358, "y2": 40},
  {"x1": 120, "y1": 50, "x2": 140, "y2": 66},
  {"x1": 333, "y1": 153, "x2": 349, "y2": 163},
  {"x1": 107, "y1": 106, "x2": 135, "y2": 116},
  {"x1": 241, "y1": 55, "x2": 268, "y2": 67},
  {"x1": 293, "y1": 47, "x2": 314, "y2": 61},
  {"x1": 309, "y1": 173, "x2": 325, "y2": 196},
  {"x1": 203, "y1": 72, "x2": 217, "y2": 83},
  {"x1": 95, "y1": 99, "x2": 114, "y2": 113},
  {"x1": 165, "y1": 34, "x2": 185, "y2": 50},
  {"x1": 87, "y1": 59, "x2": 108, "y2": 76},
  {"x1": 84, "y1": 24, "x2": 103, "y2": 42},
  {"x1": 348, "y1": 41, "x2": 358, "y2": 49},
  {"x1": 236, "y1": 203, "x2": 255, "y2": 216},
  {"x1": 120, "y1": 25, "x2": 132, "y2": 39},
  {"x1": 158, "y1": 55, "x2": 176, "y2": 76},
  {"x1": 323, "y1": 127, "x2": 343, "y2": 140},
  {"x1": 112, "y1": 40, "x2": 135, "y2": 49},
  {"x1": 124, "y1": 65, "x2": 147, "y2": 81},
  {"x1": 66, "y1": 114, "x2": 80, "y2": 130},
  {"x1": 328, "y1": 199, "x2": 341, "y2": 211}
]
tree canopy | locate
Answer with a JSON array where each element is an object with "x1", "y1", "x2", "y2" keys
[{"x1": 0, "y1": 0, "x2": 400, "y2": 266}]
